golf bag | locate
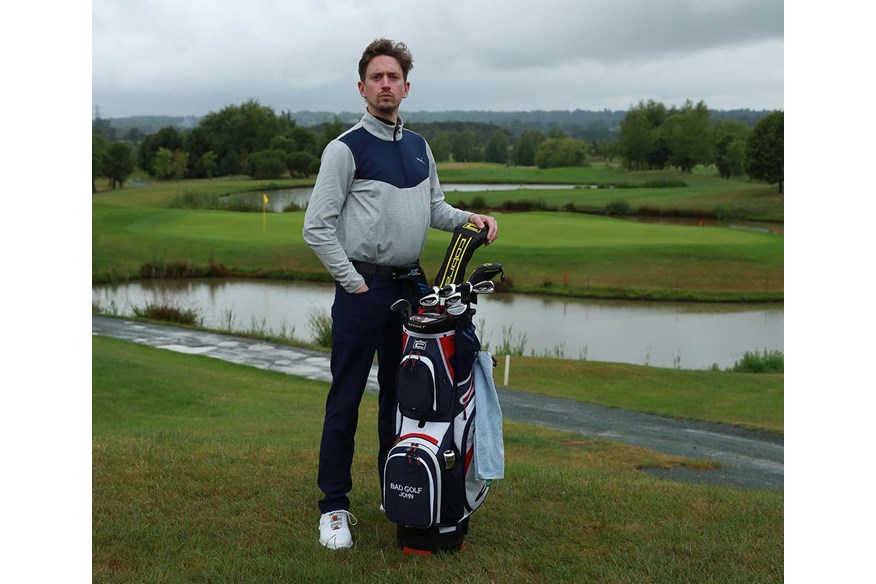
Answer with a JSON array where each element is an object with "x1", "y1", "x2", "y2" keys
[{"x1": 383, "y1": 224, "x2": 501, "y2": 555}]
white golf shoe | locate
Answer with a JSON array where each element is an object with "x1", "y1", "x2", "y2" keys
[{"x1": 318, "y1": 510, "x2": 357, "y2": 549}]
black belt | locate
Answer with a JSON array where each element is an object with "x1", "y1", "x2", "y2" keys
[{"x1": 352, "y1": 260, "x2": 408, "y2": 277}]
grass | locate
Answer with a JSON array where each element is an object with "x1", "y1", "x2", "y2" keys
[
  {"x1": 93, "y1": 336, "x2": 783, "y2": 583},
  {"x1": 92, "y1": 173, "x2": 783, "y2": 302},
  {"x1": 491, "y1": 355, "x2": 783, "y2": 433},
  {"x1": 438, "y1": 163, "x2": 783, "y2": 222}
]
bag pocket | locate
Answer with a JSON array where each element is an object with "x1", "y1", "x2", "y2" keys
[
  {"x1": 397, "y1": 338, "x2": 454, "y2": 418},
  {"x1": 398, "y1": 353, "x2": 439, "y2": 413},
  {"x1": 383, "y1": 440, "x2": 441, "y2": 529},
  {"x1": 438, "y1": 446, "x2": 466, "y2": 525}
]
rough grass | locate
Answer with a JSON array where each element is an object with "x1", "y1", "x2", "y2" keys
[
  {"x1": 93, "y1": 337, "x2": 783, "y2": 584},
  {"x1": 492, "y1": 356, "x2": 783, "y2": 433}
]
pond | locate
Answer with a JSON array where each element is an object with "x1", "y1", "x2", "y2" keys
[
  {"x1": 92, "y1": 279, "x2": 783, "y2": 370},
  {"x1": 223, "y1": 184, "x2": 581, "y2": 212}
]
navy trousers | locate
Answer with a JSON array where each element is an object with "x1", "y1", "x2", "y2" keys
[{"x1": 317, "y1": 272, "x2": 416, "y2": 513}]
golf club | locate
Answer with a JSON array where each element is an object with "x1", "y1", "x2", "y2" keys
[
  {"x1": 467, "y1": 263, "x2": 504, "y2": 286},
  {"x1": 471, "y1": 280, "x2": 495, "y2": 294},
  {"x1": 390, "y1": 298, "x2": 412, "y2": 321}
]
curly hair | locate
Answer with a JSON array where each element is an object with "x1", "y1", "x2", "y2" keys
[{"x1": 358, "y1": 39, "x2": 414, "y2": 81}]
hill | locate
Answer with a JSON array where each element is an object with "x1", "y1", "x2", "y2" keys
[{"x1": 99, "y1": 108, "x2": 772, "y2": 140}]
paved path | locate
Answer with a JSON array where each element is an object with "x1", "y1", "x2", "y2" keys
[{"x1": 92, "y1": 316, "x2": 783, "y2": 490}]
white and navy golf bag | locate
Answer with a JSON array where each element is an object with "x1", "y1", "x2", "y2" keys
[
  {"x1": 383, "y1": 312, "x2": 489, "y2": 553},
  {"x1": 383, "y1": 223, "x2": 503, "y2": 554}
]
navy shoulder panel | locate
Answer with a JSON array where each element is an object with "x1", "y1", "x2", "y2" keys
[{"x1": 339, "y1": 127, "x2": 430, "y2": 189}]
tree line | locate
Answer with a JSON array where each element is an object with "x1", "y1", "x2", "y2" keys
[
  {"x1": 92, "y1": 99, "x2": 783, "y2": 192},
  {"x1": 616, "y1": 99, "x2": 783, "y2": 191}
]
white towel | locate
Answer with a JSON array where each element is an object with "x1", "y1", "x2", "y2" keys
[{"x1": 473, "y1": 351, "x2": 505, "y2": 480}]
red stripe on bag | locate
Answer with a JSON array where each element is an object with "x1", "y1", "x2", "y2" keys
[{"x1": 400, "y1": 433, "x2": 440, "y2": 446}]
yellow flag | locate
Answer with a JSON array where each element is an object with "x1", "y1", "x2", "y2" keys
[{"x1": 263, "y1": 193, "x2": 269, "y2": 205}]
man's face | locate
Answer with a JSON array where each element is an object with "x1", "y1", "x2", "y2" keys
[{"x1": 358, "y1": 55, "x2": 409, "y2": 119}]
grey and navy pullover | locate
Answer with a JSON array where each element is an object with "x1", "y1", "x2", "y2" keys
[{"x1": 303, "y1": 111, "x2": 470, "y2": 292}]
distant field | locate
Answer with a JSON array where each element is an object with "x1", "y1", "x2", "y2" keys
[
  {"x1": 92, "y1": 165, "x2": 783, "y2": 301},
  {"x1": 437, "y1": 164, "x2": 782, "y2": 222}
]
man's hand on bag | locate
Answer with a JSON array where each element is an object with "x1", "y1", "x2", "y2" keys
[{"x1": 468, "y1": 214, "x2": 499, "y2": 244}]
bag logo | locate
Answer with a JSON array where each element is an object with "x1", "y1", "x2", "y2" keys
[
  {"x1": 413, "y1": 340, "x2": 427, "y2": 351},
  {"x1": 389, "y1": 482, "x2": 423, "y2": 499}
]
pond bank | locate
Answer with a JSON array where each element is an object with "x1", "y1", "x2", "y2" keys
[{"x1": 93, "y1": 269, "x2": 784, "y2": 304}]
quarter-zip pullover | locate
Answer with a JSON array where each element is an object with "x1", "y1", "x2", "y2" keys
[{"x1": 303, "y1": 111, "x2": 470, "y2": 292}]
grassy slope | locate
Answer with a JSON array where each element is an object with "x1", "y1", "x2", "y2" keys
[
  {"x1": 93, "y1": 337, "x2": 783, "y2": 584},
  {"x1": 93, "y1": 175, "x2": 783, "y2": 300}
]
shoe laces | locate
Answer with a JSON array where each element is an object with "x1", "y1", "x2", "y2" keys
[{"x1": 328, "y1": 510, "x2": 358, "y2": 530}]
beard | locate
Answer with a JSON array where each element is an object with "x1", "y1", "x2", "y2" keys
[{"x1": 368, "y1": 94, "x2": 402, "y2": 116}]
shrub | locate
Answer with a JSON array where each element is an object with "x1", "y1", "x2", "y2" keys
[
  {"x1": 469, "y1": 195, "x2": 488, "y2": 210},
  {"x1": 167, "y1": 190, "x2": 222, "y2": 210},
  {"x1": 642, "y1": 179, "x2": 688, "y2": 188},
  {"x1": 132, "y1": 300, "x2": 200, "y2": 325},
  {"x1": 731, "y1": 349, "x2": 783, "y2": 373},
  {"x1": 140, "y1": 259, "x2": 195, "y2": 279},
  {"x1": 307, "y1": 306, "x2": 333, "y2": 348},
  {"x1": 604, "y1": 199, "x2": 633, "y2": 216},
  {"x1": 500, "y1": 200, "x2": 533, "y2": 212}
]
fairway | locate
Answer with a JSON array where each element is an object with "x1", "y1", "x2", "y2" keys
[{"x1": 93, "y1": 180, "x2": 783, "y2": 301}]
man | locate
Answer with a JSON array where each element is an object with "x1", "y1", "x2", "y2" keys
[{"x1": 302, "y1": 38, "x2": 498, "y2": 550}]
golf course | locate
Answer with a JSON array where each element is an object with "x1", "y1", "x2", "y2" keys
[{"x1": 92, "y1": 163, "x2": 784, "y2": 582}]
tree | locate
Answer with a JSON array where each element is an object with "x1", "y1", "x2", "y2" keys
[
  {"x1": 172, "y1": 149, "x2": 189, "y2": 180},
  {"x1": 618, "y1": 100, "x2": 670, "y2": 170},
  {"x1": 138, "y1": 126, "x2": 184, "y2": 176},
  {"x1": 317, "y1": 116, "x2": 346, "y2": 152},
  {"x1": 287, "y1": 151, "x2": 319, "y2": 178},
  {"x1": 746, "y1": 110, "x2": 783, "y2": 193},
  {"x1": 618, "y1": 105, "x2": 653, "y2": 170},
  {"x1": 153, "y1": 147, "x2": 174, "y2": 179},
  {"x1": 713, "y1": 120, "x2": 750, "y2": 179},
  {"x1": 196, "y1": 151, "x2": 218, "y2": 178},
  {"x1": 512, "y1": 129, "x2": 545, "y2": 166},
  {"x1": 92, "y1": 116, "x2": 115, "y2": 140},
  {"x1": 126, "y1": 127, "x2": 144, "y2": 142},
  {"x1": 104, "y1": 142, "x2": 135, "y2": 188},
  {"x1": 92, "y1": 133, "x2": 108, "y2": 193},
  {"x1": 248, "y1": 149, "x2": 288, "y2": 179},
  {"x1": 534, "y1": 137, "x2": 588, "y2": 168},
  {"x1": 430, "y1": 131, "x2": 452, "y2": 162},
  {"x1": 191, "y1": 100, "x2": 282, "y2": 175},
  {"x1": 451, "y1": 130, "x2": 476, "y2": 162},
  {"x1": 663, "y1": 100, "x2": 713, "y2": 173},
  {"x1": 484, "y1": 130, "x2": 511, "y2": 164},
  {"x1": 641, "y1": 100, "x2": 669, "y2": 170}
]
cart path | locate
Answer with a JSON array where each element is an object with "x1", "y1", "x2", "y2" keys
[{"x1": 92, "y1": 316, "x2": 783, "y2": 490}]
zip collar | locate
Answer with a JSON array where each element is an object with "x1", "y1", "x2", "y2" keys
[{"x1": 361, "y1": 110, "x2": 404, "y2": 142}]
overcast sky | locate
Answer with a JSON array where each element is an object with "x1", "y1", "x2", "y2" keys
[{"x1": 93, "y1": 0, "x2": 783, "y2": 118}]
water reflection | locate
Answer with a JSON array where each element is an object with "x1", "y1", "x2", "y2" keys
[{"x1": 92, "y1": 279, "x2": 783, "y2": 370}]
